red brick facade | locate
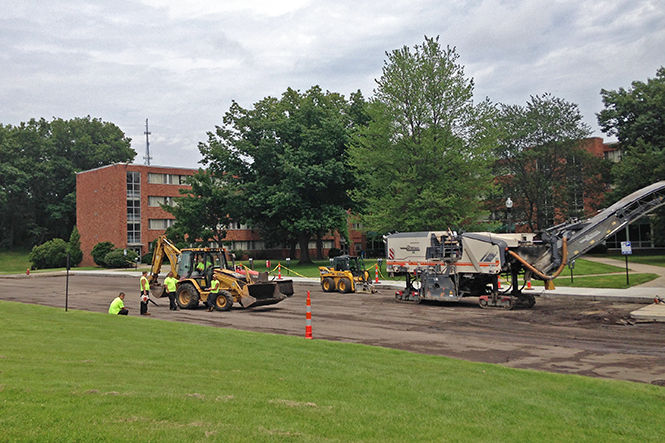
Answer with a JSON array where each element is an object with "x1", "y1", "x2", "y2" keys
[
  {"x1": 76, "y1": 164, "x2": 370, "y2": 265},
  {"x1": 76, "y1": 164, "x2": 196, "y2": 266}
]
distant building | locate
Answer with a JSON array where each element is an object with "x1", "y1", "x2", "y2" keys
[
  {"x1": 76, "y1": 163, "x2": 367, "y2": 266},
  {"x1": 76, "y1": 164, "x2": 197, "y2": 266}
]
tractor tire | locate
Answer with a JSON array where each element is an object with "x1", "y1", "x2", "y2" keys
[
  {"x1": 213, "y1": 290, "x2": 234, "y2": 311},
  {"x1": 321, "y1": 277, "x2": 335, "y2": 292},
  {"x1": 176, "y1": 282, "x2": 200, "y2": 309},
  {"x1": 338, "y1": 277, "x2": 352, "y2": 293}
]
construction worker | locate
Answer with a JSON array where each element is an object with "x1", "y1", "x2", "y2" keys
[
  {"x1": 207, "y1": 278, "x2": 221, "y2": 312},
  {"x1": 108, "y1": 292, "x2": 129, "y2": 315},
  {"x1": 163, "y1": 271, "x2": 178, "y2": 311},
  {"x1": 139, "y1": 271, "x2": 150, "y2": 316}
]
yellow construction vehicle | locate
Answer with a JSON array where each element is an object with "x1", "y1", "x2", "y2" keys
[
  {"x1": 319, "y1": 255, "x2": 376, "y2": 293},
  {"x1": 149, "y1": 235, "x2": 294, "y2": 310}
]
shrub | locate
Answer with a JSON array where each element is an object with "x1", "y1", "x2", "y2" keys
[
  {"x1": 91, "y1": 241, "x2": 114, "y2": 267},
  {"x1": 141, "y1": 252, "x2": 153, "y2": 264},
  {"x1": 29, "y1": 238, "x2": 68, "y2": 269},
  {"x1": 103, "y1": 249, "x2": 138, "y2": 268},
  {"x1": 67, "y1": 227, "x2": 83, "y2": 267}
]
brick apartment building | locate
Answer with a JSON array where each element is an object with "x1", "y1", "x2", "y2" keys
[{"x1": 76, "y1": 163, "x2": 368, "y2": 266}]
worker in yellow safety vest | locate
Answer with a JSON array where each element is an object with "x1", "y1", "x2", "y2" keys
[
  {"x1": 163, "y1": 271, "x2": 179, "y2": 311},
  {"x1": 108, "y1": 292, "x2": 129, "y2": 315},
  {"x1": 140, "y1": 271, "x2": 150, "y2": 315},
  {"x1": 206, "y1": 278, "x2": 221, "y2": 312}
]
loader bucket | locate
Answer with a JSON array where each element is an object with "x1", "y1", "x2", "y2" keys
[
  {"x1": 240, "y1": 282, "x2": 286, "y2": 308},
  {"x1": 276, "y1": 279, "x2": 294, "y2": 297}
]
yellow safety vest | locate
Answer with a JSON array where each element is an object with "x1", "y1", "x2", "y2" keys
[
  {"x1": 140, "y1": 276, "x2": 149, "y2": 291},
  {"x1": 210, "y1": 279, "x2": 220, "y2": 293}
]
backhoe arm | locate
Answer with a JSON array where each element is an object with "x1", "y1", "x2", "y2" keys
[{"x1": 150, "y1": 235, "x2": 181, "y2": 284}]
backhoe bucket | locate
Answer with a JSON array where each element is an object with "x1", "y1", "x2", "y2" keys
[{"x1": 240, "y1": 282, "x2": 286, "y2": 308}]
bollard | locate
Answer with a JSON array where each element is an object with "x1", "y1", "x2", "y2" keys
[
  {"x1": 278, "y1": 263, "x2": 282, "y2": 280},
  {"x1": 375, "y1": 264, "x2": 379, "y2": 283},
  {"x1": 26, "y1": 268, "x2": 30, "y2": 276},
  {"x1": 286, "y1": 258, "x2": 290, "y2": 275},
  {"x1": 249, "y1": 258, "x2": 253, "y2": 270},
  {"x1": 266, "y1": 259, "x2": 271, "y2": 270},
  {"x1": 305, "y1": 290, "x2": 313, "y2": 339}
]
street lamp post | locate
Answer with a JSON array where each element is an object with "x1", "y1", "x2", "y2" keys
[{"x1": 505, "y1": 197, "x2": 513, "y2": 233}]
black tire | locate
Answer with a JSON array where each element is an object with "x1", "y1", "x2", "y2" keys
[
  {"x1": 479, "y1": 297, "x2": 488, "y2": 309},
  {"x1": 213, "y1": 290, "x2": 234, "y2": 311},
  {"x1": 176, "y1": 282, "x2": 200, "y2": 309},
  {"x1": 338, "y1": 278, "x2": 352, "y2": 293},
  {"x1": 321, "y1": 277, "x2": 335, "y2": 292}
]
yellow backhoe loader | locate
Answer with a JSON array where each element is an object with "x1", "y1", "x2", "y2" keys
[
  {"x1": 149, "y1": 235, "x2": 294, "y2": 310},
  {"x1": 319, "y1": 255, "x2": 376, "y2": 293}
]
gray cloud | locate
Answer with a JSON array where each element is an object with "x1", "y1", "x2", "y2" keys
[{"x1": 1, "y1": 0, "x2": 663, "y2": 168}]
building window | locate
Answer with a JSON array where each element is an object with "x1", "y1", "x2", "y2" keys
[
  {"x1": 149, "y1": 219, "x2": 175, "y2": 230},
  {"x1": 127, "y1": 223, "x2": 141, "y2": 244},
  {"x1": 228, "y1": 221, "x2": 249, "y2": 230},
  {"x1": 148, "y1": 173, "x2": 190, "y2": 185},
  {"x1": 352, "y1": 222, "x2": 363, "y2": 230},
  {"x1": 127, "y1": 172, "x2": 141, "y2": 244},
  {"x1": 148, "y1": 196, "x2": 175, "y2": 207}
]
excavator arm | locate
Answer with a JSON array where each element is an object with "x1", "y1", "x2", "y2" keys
[{"x1": 149, "y1": 235, "x2": 181, "y2": 288}]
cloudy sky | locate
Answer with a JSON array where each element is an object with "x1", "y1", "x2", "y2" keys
[{"x1": 2, "y1": 0, "x2": 664, "y2": 169}]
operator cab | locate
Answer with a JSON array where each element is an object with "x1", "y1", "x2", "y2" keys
[
  {"x1": 178, "y1": 250, "x2": 227, "y2": 288},
  {"x1": 333, "y1": 255, "x2": 364, "y2": 277}
]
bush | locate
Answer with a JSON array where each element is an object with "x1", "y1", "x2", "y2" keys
[
  {"x1": 141, "y1": 252, "x2": 153, "y2": 264},
  {"x1": 91, "y1": 241, "x2": 114, "y2": 267},
  {"x1": 29, "y1": 238, "x2": 68, "y2": 269},
  {"x1": 103, "y1": 249, "x2": 138, "y2": 268},
  {"x1": 67, "y1": 227, "x2": 83, "y2": 267},
  {"x1": 328, "y1": 247, "x2": 343, "y2": 259}
]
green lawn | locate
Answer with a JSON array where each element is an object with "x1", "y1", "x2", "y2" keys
[
  {"x1": 0, "y1": 248, "x2": 32, "y2": 274},
  {"x1": 596, "y1": 254, "x2": 665, "y2": 268},
  {"x1": 1, "y1": 301, "x2": 664, "y2": 441}
]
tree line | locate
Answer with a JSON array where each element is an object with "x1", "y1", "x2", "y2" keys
[
  {"x1": 0, "y1": 117, "x2": 135, "y2": 248},
  {"x1": 2, "y1": 37, "x2": 663, "y2": 264}
]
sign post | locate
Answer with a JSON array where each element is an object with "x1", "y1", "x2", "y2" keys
[
  {"x1": 569, "y1": 259, "x2": 575, "y2": 284},
  {"x1": 621, "y1": 241, "x2": 632, "y2": 286}
]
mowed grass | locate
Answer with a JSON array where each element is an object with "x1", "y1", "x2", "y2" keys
[
  {"x1": 0, "y1": 248, "x2": 32, "y2": 274},
  {"x1": 1, "y1": 301, "x2": 665, "y2": 441}
]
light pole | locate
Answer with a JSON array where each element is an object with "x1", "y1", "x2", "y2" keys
[{"x1": 505, "y1": 197, "x2": 513, "y2": 233}]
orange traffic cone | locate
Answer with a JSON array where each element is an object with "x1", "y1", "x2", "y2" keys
[
  {"x1": 375, "y1": 264, "x2": 379, "y2": 283},
  {"x1": 526, "y1": 279, "x2": 533, "y2": 290},
  {"x1": 278, "y1": 263, "x2": 282, "y2": 280},
  {"x1": 305, "y1": 290, "x2": 313, "y2": 339},
  {"x1": 497, "y1": 279, "x2": 502, "y2": 289}
]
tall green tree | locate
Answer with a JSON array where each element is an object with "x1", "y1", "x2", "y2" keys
[
  {"x1": 198, "y1": 86, "x2": 359, "y2": 263},
  {"x1": 349, "y1": 36, "x2": 498, "y2": 233},
  {"x1": 164, "y1": 170, "x2": 237, "y2": 247},
  {"x1": 0, "y1": 117, "x2": 134, "y2": 247},
  {"x1": 494, "y1": 94, "x2": 605, "y2": 231},
  {"x1": 597, "y1": 67, "x2": 665, "y2": 196}
]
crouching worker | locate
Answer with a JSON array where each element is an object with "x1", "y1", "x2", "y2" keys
[
  {"x1": 108, "y1": 292, "x2": 129, "y2": 315},
  {"x1": 206, "y1": 278, "x2": 221, "y2": 312}
]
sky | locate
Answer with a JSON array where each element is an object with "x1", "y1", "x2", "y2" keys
[{"x1": 2, "y1": 0, "x2": 664, "y2": 169}]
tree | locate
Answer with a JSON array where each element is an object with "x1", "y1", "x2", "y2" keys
[
  {"x1": 198, "y1": 86, "x2": 359, "y2": 263},
  {"x1": 494, "y1": 94, "x2": 606, "y2": 231},
  {"x1": 164, "y1": 170, "x2": 237, "y2": 246},
  {"x1": 349, "y1": 36, "x2": 498, "y2": 233},
  {"x1": 598, "y1": 67, "x2": 665, "y2": 245},
  {"x1": 67, "y1": 226, "x2": 83, "y2": 267},
  {"x1": 597, "y1": 67, "x2": 665, "y2": 196},
  {"x1": 0, "y1": 117, "x2": 135, "y2": 247}
]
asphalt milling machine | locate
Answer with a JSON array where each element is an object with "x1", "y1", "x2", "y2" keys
[
  {"x1": 149, "y1": 235, "x2": 294, "y2": 311},
  {"x1": 386, "y1": 181, "x2": 665, "y2": 309}
]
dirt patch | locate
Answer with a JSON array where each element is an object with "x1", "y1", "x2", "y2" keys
[{"x1": 2, "y1": 275, "x2": 665, "y2": 384}]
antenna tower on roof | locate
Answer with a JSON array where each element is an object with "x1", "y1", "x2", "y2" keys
[{"x1": 144, "y1": 118, "x2": 152, "y2": 166}]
